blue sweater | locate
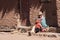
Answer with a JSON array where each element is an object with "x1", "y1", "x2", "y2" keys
[{"x1": 41, "y1": 16, "x2": 48, "y2": 28}]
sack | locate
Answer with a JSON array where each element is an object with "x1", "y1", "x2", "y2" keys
[{"x1": 31, "y1": 25, "x2": 35, "y2": 33}]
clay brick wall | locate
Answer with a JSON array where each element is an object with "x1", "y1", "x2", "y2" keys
[
  {"x1": 0, "y1": 0, "x2": 18, "y2": 26},
  {"x1": 56, "y1": 0, "x2": 60, "y2": 27}
]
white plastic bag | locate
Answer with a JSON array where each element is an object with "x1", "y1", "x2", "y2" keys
[{"x1": 31, "y1": 25, "x2": 35, "y2": 33}]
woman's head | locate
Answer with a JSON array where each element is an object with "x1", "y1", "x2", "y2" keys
[{"x1": 35, "y1": 20, "x2": 40, "y2": 24}]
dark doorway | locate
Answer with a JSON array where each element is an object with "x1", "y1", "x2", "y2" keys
[{"x1": 17, "y1": 0, "x2": 31, "y2": 26}]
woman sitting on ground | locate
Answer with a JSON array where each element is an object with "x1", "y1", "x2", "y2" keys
[{"x1": 35, "y1": 15, "x2": 43, "y2": 33}]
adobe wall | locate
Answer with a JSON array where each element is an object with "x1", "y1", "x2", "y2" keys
[
  {"x1": 0, "y1": 0, "x2": 18, "y2": 26},
  {"x1": 56, "y1": 0, "x2": 60, "y2": 27},
  {"x1": 0, "y1": 0, "x2": 59, "y2": 27}
]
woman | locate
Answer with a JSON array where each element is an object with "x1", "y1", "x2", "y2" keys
[
  {"x1": 38, "y1": 11, "x2": 49, "y2": 32},
  {"x1": 35, "y1": 16, "x2": 42, "y2": 33}
]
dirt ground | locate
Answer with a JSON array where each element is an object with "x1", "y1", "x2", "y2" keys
[{"x1": 0, "y1": 32, "x2": 60, "y2": 40}]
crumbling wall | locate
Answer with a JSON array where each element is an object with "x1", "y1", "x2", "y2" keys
[{"x1": 0, "y1": 0, "x2": 18, "y2": 27}]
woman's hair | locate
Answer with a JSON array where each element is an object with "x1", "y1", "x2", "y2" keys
[{"x1": 38, "y1": 15, "x2": 41, "y2": 18}]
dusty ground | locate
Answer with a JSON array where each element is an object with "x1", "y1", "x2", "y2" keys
[{"x1": 0, "y1": 32, "x2": 60, "y2": 40}]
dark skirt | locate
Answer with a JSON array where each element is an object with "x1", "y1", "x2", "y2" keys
[{"x1": 35, "y1": 28, "x2": 42, "y2": 33}]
